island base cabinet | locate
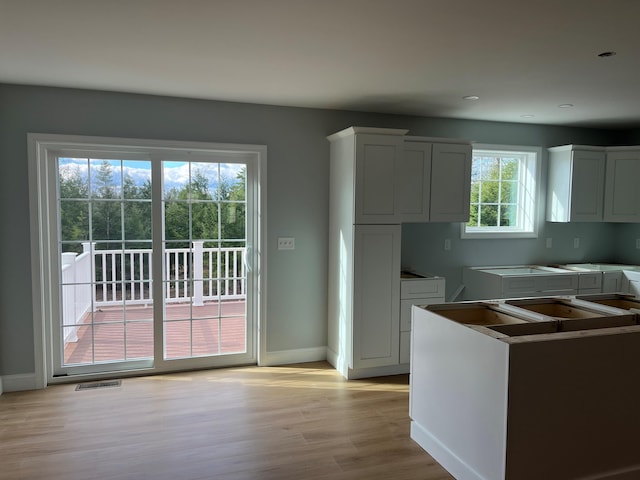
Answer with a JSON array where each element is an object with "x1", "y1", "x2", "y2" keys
[{"x1": 410, "y1": 303, "x2": 640, "y2": 480}]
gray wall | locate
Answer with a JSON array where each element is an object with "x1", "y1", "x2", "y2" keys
[{"x1": 0, "y1": 83, "x2": 636, "y2": 376}]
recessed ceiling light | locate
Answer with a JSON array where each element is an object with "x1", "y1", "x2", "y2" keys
[
  {"x1": 597, "y1": 51, "x2": 617, "y2": 58},
  {"x1": 462, "y1": 95, "x2": 480, "y2": 101},
  {"x1": 520, "y1": 114, "x2": 534, "y2": 118},
  {"x1": 558, "y1": 104, "x2": 574, "y2": 108}
]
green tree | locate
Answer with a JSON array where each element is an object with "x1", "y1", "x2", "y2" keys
[
  {"x1": 59, "y1": 164, "x2": 89, "y2": 251},
  {"x1": 92, "y1": 160, "x2": 121, "y2": 246},
  {"x1": 123, "y1": 175, "x2": 152, "y2": 245}
]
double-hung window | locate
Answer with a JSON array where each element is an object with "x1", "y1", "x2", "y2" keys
[{"x1": 462, "y1": 144, "x2": 540, "y2": 239}]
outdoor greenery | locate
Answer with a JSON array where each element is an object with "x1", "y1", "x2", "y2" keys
[
  {"x1": 59, "y1": 160, "x2": 246, "y2": 252},
  {"x1": 467, "y1": 155, "x2": 519, "y2": 227}
]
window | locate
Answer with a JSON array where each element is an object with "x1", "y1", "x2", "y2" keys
[{"x1": 462, "y1": 144, "x2": 540, "y2": 239}]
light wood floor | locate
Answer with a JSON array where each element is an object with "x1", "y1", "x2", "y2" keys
[{"x1": 0, "y1": 362, "x2": 454, "y2": 480}]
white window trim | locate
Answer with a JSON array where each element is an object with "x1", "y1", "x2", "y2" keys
[
  {"x1": 28, "y1": 133, "x2": 267, "y2": 387},
  {"x1": 461, "y1": 144, "x2": 541, "y2": 240}
]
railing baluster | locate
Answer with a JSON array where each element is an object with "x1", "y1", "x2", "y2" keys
[{"x1": 86, "y1": 245, "x2": 246, "y2": 307}]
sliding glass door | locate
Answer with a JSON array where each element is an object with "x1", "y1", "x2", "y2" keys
[{"x1": 31, "y1": 136, "x2": 263, "y2": 380}]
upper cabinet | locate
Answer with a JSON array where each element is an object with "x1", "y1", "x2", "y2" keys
[
  {"x1": 429, "y1": 142, "x2": 473, "y2": 222},
  {"x1": 401, "y1": 138, "x2": 472, "y2": 223},
  {"x1": 328, "y1": 127, "x2": 407, "y2": 225},
  {"x1": 603, "y1": 148, "x2": 640, "y2": 222},
  {"x1": 327, "y1": 127, "x2": 472, "y2": 225},
  {"x1": 546, "y1": 145, "x2": 606, "y2": 222},
  {"x1": 547, "y1": 144, "x2": 640, "y2": 223}
]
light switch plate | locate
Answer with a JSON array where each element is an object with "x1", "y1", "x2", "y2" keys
[{"x1": 278, "y1": 237, "x2": 295, "y2": 250}]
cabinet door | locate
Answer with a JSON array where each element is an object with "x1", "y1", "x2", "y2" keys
[
  {"x1": 355, "y1": 134, "x2": 403, "y2": 224},
  {"x1": 430, "y1": 143, "x2": 472, "y2": 222},
  {"x1": 569, "y1": 150, "x2": 606, "y2": 221},
  {"x1": 399, "y1": 142, "x2": 432, "y2": 222},
  {"x1": 604, "y1": 151, "x2": 640, "y2": 222},
  {"x1": 353, "y1": 225, "x2": 401, "y2": 369}
]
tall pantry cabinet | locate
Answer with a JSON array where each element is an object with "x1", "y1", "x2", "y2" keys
[{"x1": 327, "y1": 126, "x2": 471, "y2": 379}]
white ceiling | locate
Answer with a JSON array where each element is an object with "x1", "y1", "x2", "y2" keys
[{"x1": 2, "y1": 0, "x2": 640, "y2": 129}]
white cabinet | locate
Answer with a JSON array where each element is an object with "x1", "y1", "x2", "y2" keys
[
  {"x1": 401, "y1": 139, "x2": 472, "y2": 223},
  {"x1": 430, "y1": 142, "x2": 472, "y2": 222},
  {"x1": 604, "y1": 148, "x2": 640, "y2": 222},
  {"x1": 622, "y1": 270, "x2": 640, "y2": 297},
  {"x1": 546, "y1": 145, "x2": 606, "y2": 222},
  {"x1": 547, "y1": 144, "x2": 640, "y2": 223},
  {"x1": 353, "y1": 225, "x2": 401, "y2": 370},
  {"x1": 327, "y1": 126, "x2": 406, "y2": 379},
  {"x1": 327, "y1": 126, "x2": 408, "y2": 225},
  {"x1": 463, "y1": 266, "x2": 579, "y2": 300},
  {"x1": 327, "y1": 126, "x2": 468, "y2": 378},
  {"x1": 399, "y1": 141, "x2": 432, "y2": 222},
  {"x1": 602, "y1": 271, "x2": 624, "y2": 293},
  {"x1": 399, "y1": 274, "x2": 445, "y2": 364}
]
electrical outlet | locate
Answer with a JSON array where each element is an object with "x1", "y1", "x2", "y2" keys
[
  {"x1": 573, "y1": 237, "x2": 580, "y2": 249},
  {"x1": 277, "y1": 237, "x2": 295, "y2": 250},
  {"x1": 444, "y1": 239, "x2": 451, "y2": 251},
  {"x1": 546, "y1": 238, "x2": 552, "y2": 248},
  {"x1": 636, "y1": 238, "x2": 640, "y2": 249}
]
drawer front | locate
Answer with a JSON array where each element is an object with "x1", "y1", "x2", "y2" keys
[
  {"x1": 578, "y1": 273, "x2": 602, "y2": 290},
  {"x1": 537, "y1": 274, "x2": 578, "y2": 292},
  {"x1": 502, "y1": 276, "x2": 537, "y2": 295},
  {"x1": 401, "y1": 278, "x2": 445, "y2": 299}
]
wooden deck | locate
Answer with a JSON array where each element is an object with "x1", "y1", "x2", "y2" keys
[{"x1": 64, "y1": 300, "x2": 246, "y2": 364}]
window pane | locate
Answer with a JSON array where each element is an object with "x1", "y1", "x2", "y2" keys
[
  {"x1": 91, "y1": 200, "x2": 122, "y2": 241},
  {"x1": 60, "y1": 200, "x2": 89, "y2": 241},
  {"x1": 164, "y1": 161, "x2": 189, "y2": 200},
  {"x1": 164, "y1": 201, "x2": 189, "y2": 242},
  {"x1": 90, "y1": 159, "x2": 121, "y2": 199},
  {"x1": 501, "y1": 181, "x2": 518, "y2": 203},
  {"x1": 500, "y1": 204, "x2": 517, "y2": 226},
  {"x1": 222, "y1": 203, "x2": 245, "y2": 240},
  {"x1": 123, "y1": 160, "x2": 151, "y2": 200},
  {"x1": 59, "y1": 159, "x2": 89, "y2": 199},
  {"x1": 124, "y1": 201, "x2": 151, "y2": 241},
  {"x1": 501, "y1": 158, "x2": 519, "y2": 181},
  {"x1": 481, "y1": 181, "x2": 500, "y2": 203},
  {"x1": 480, "y1": 205, "x2": 499, "y2": 227},
  {"x1": 192, "y1": 202, "x2": 218, "y2": 240}
]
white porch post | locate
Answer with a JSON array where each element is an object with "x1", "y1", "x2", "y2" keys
[
  {"x1": 193, "y1": 241, "x2": 204, "y2": 306},
  {"x1": 61, "y1": 252, "x2": 78, "y2": 342}
]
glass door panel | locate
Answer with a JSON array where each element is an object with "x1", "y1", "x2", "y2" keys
[
  {"x1": 58, "y1": 158, "x2": 154, "y2": 372},
  {"x1": 162, "y1": 160, "x2": 248, "y2": 360}
]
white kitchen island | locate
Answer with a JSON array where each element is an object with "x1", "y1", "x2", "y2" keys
[{"x1": 410, "y1": 298, "x2": 640, "y2": 480}]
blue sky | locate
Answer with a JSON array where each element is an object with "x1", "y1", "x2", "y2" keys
[{"x1": 58, "y1": 158, "x2": 244, "y2": 193}]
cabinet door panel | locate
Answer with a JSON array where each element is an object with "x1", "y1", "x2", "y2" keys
[
  {"x1": 604, "y1": 151, "x2": 640, "y2": 222},
  {"x1": 399, "y1": 143, "x2": 432, "y2": 222},
  {"x1": 430, "y1": 143, "x2": 472, "y2": 222},
  {"x1": 353, "y1": 225, "x2": 400, "y2": 369},
  {"x1": 570, "y1": 150, "x2": 605, "y2": 221},
  {"x1": 355, "y1": 134, "x2": 403, "y2": 224}
]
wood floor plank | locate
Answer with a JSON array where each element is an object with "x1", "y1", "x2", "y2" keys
[{"x1": 0, "y1": 362, "x2": 454, "y2": 480}]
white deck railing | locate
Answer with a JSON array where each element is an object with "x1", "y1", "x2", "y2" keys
[{"x1": 61, "y1": 242, "x2": 246, "y2": 332}]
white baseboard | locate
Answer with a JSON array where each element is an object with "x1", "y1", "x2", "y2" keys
[
  {"x1": 1, "y1": 373, "x2": 39, "y2": 393},
  {"x1": 260, "y1": 346, "x2": 327, "y2": 366},
  {"x1": 410, "y1": 421, "x2": 483, "y2": 480}
]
